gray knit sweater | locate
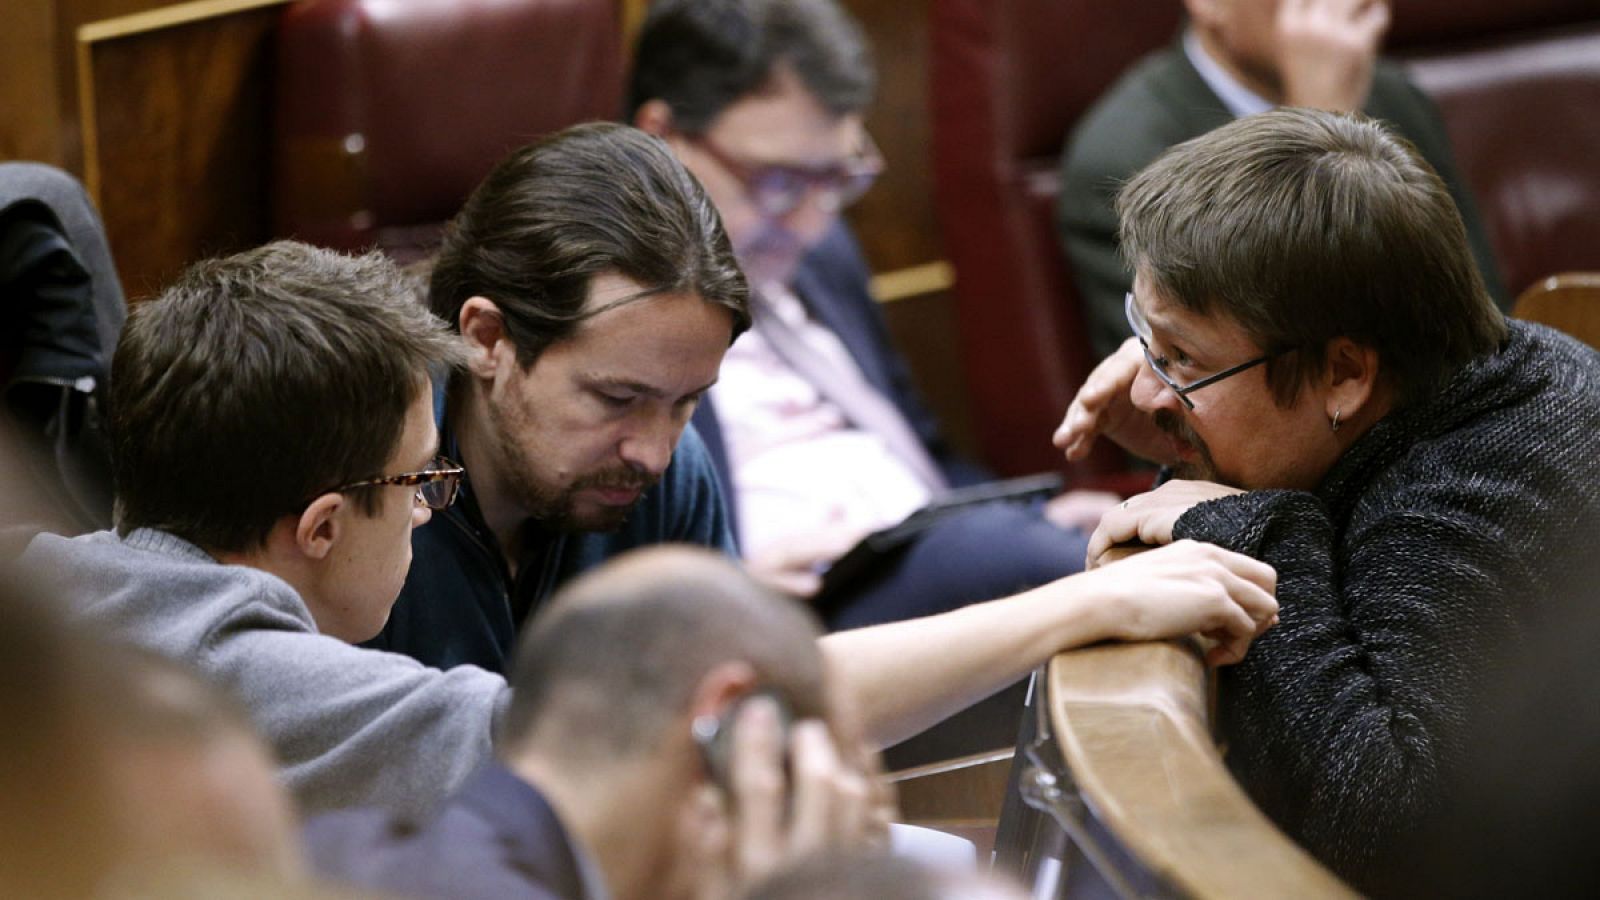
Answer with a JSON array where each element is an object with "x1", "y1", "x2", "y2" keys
[
  {"x1": 1174, "y1": 321, "x2": 1600, "y2": 887},
  {"x1": 22, "y1": 528, "x2": 510, "y2": 818}
]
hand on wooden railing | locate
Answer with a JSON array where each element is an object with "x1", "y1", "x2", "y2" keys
[{"x1": 1070, "y1": 539, "x2": 1278, "y2": 666}]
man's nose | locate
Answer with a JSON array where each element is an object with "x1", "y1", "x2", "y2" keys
[
  {"x1": 618, "y1": 414, "x2": 681, "y2": 478},
  {"x1": 1130, "y1": 360, "x2": 1179, "y2": 415},
  {"x1": 782, "y1": 196, "x2": 836, "y2": 248}
]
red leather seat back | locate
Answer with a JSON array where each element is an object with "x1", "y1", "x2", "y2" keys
[
  {"x1": 929, "y1": 0, "x2": 1180, "y2": 481},
  {"x1": 1387, "y1": 0, "x2": 1600, "y2": 298},
  {"x1": 273, "y1": 0, "x2": 622, "y2": 260},
  {"x1": 931, "y1": 0, "x2": 1600, "y2": 480}
]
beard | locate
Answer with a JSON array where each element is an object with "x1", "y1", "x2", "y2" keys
[
  {"x1": 488, "y1": 397, "x2": 659, "y2": 534},
  {"x1": 1153, "y1": 409, "x2": 1222, "y2": 483}
]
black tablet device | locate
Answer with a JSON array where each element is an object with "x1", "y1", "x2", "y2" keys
[{"x1": 813, "y1": 472, "x2": 1064, "y2": 616}]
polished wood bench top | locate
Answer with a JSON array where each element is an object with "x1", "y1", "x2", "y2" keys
[{"x1": 1045, "y1": 640, "x2": 1355, "y2": 899}]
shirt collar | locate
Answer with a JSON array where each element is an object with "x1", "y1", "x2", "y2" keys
[{"x1": 1184, "y1": 28, "x2": 1274, "y2": 118}]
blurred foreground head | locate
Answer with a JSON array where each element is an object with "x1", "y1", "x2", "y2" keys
[{"x1": 0, "y1": 567, "x2": 301, "y2": 897}]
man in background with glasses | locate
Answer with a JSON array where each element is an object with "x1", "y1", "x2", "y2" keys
[
  {"x1": 21, "y1": 241, "x2": 511, "y2": 818},
  {"x1": 630, "y1": 0, "x2": 1117, "y2": 629}
]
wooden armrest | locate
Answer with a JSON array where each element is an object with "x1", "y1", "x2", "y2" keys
[
  {"x1": 1046, "y1": 641, "x2": 1354, "y2": 898},
  {"x1": 1512, "y1": 272, "x2": 1600, "y2": 349}
]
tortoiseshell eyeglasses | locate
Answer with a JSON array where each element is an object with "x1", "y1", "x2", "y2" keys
[{"x1": 330, "y1": 456, "x2": 464, "y2": 511}]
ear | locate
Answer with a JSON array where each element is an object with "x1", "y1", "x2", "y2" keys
[
  {"x1": 459, "y1": 297, "x2": 514, "y2": 380},
  {"x1": 686, "y1": 660, "x2": 759, "y2": 723},
  {"x1": 633, "y1": 99, "x2": 675, "y2": 139},
  {"x1": 293, "y1": 492, "x2": 344, "y2": 561},
  {"x1": 1321, "y1": 337, "x2": 1382, "y2": 421}
]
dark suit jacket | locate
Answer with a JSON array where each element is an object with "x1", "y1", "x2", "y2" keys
[
  {"x1": 1057, "y1": 38, "x2": 1509, "y2": 361},
  {"x1": 692, "y1": 222, "x2": 987, "y2": 542},
  {"x1": 305, "y1": 764, "x2": 600, "y2": 900}
]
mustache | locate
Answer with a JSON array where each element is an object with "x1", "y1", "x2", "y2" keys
[
  {"x1": 1152, "y1": 408, "x2": 1224, "y2": 483},
  {"x1": 1153, "y1": 409, "x2": 1201, "y2": 446},
  {"x1": 571, "y1": 467, "x2": 658, "y2": 495}
]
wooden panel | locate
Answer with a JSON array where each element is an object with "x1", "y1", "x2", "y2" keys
[
  {"x1": 0, "y1": 1, "x2": 65, "y2": 163},
  {"x1": 841, "y1": 0, "x2": 943, "y2": 274},
  {"x1": 38, "y1": 0, "x2": 175, "y2": 174},
  {"x1": 881, "y1": 286, "x2": 981, "y2": 462},
  {"x1": 837, "y1": 0, "x2": 981, "y2": 458},
  {"x1": 889, "y1": 748, "x2": 1013, "y2": 822},
  {"x1": 80, "y1": 4, "x2": 283, "y2": 300}
]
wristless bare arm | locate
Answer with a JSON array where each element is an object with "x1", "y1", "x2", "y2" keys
[{"x1": 822, "y1": 540, "x2": 1278, "y2": 748}]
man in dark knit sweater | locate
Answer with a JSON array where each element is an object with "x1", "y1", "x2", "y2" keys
[{"x1": 1056, "y1": 108, "x2": 1600, "y2": 889}]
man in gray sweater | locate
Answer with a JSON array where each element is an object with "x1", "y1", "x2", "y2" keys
[{"x1": 23, "y1": 241, "x2": 508, "y2": 817}]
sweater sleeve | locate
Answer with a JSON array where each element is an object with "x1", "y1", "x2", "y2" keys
[
  {"x1": 1172, "y1": 471, "x2": 1538, "y2": 878},
  {"x1": 22, "y1": 529, "x2": 512, "y2": 821},
  {"x1": 199, "y1": 593, "x2": 510, "y2": 819}
]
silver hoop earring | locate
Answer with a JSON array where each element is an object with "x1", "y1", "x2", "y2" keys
[{"x1": 1330, "y1": 408, "x2": 1343, "y2": 433}]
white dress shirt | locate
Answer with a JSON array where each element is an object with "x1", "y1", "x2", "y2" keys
[
  {"x1": 710, "y1": 283, "x2": 932, "y2": 558},
  {"x1": 1184, "y1": 28, "x2": 1274, "y2": 118}
]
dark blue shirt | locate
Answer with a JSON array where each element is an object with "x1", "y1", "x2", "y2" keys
[{"x1": 367, "y1": 396, "x2": 737, "y2": 674}]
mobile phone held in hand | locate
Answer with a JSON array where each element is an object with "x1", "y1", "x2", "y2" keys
[{"x1": 692, "y1": 689, "x2": 794, "y2": 791}]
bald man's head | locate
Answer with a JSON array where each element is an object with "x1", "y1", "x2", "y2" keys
[{"x1": 502, "y1": 547, "x2": 827, "y2": 764}]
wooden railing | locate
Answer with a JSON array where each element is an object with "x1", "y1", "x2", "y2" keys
[{"x1": 1020, "y1": 639, "x2": 1354, "y2": 898}]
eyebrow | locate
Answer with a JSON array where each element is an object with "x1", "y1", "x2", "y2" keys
[
  {"x1": 587, "y1": 375, "x2": 719, "y2": 400},
  {"x1": 1141, "y1": 304, "x2": 1202, "y2": 355}
]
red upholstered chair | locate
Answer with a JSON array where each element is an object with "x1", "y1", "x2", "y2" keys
[
  {"x1": 272, "y1": 0, "x2": 623, "y2": 261},
  {"x1": 1389, "y1": 0, "x2": 1600, "y2": 300},
  {"x1": 929, "y1": 0, "x2": 1600, "y2": 483},
  {"x1": 929, "y1": 0, "x2": 1181, "y2": 485}
]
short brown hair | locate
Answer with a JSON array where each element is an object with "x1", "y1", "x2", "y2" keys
[
  {"x1": 503, "y1": 547, "x2": 826, "y2": 762},
  {"x1": 430, "y1": 122, "x2": 750, "y2": 367},
  {"x1": 1117, "y1": 108, "x2": 1507, "y2": 406},
  {"x1": 626, "y1": 0, "x2": 876, "y2": 133},
  {"x1": 109, "y1": 241, "x2": 462, "y2": 552}
]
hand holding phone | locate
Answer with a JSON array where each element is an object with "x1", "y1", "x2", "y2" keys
[
  {"x1": 688, "y1": 691, "x2": 885, "y2": 890},
  {"x1": 692, "y1": 690, "x2": 792, "y2": 794}
]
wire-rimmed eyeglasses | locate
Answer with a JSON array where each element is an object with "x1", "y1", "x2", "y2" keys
[{"x1": 1124, "y1": 292, "x2": 1276, "y2": 410}]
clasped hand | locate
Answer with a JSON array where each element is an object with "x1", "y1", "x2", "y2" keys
[{"x1": 1086, "y1": 479, "x2": 1245, "y2": 568}]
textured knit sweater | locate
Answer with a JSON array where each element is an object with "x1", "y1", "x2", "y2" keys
[
  {"x1": 21, "y1": 528, "x2": 510, "y2": 818},
  {"x1": 1173, "y1": 321, "x2": 1600, "y2": 887}
]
